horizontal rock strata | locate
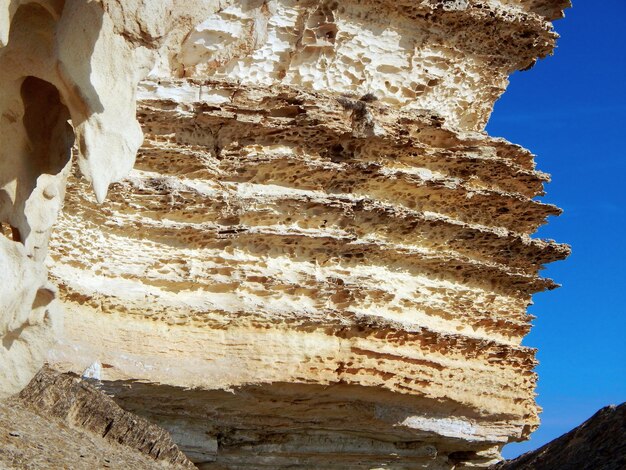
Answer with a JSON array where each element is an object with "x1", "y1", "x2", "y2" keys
[
  {"x1": 50, "y1": 41, "x2": 568, "y2": 470},
  {"x1": 0, "y1": 0, "x2": 570, "y2": 468}
]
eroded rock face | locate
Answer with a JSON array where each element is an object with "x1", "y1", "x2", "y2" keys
[
  {"x1": 0, "y1": 0, "x2": 164, "y2": 396},
  {"x1": 1, "y1": 0, "x2": 570, "y2": 468},
  {"x1": 0, "y1": 0, "x2": 224, "y2": 397}
]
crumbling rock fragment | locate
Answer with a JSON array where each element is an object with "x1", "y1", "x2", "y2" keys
[{"x1": 0, "y1": 365, "x2": 194, "y2": 469}]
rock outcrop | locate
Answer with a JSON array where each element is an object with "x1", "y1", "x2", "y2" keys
[
  {"x1": 0, "y1": 0, "x2": 570, "y2": 468},
  {"x1": 0, "y1": 366, "x2": 194, "y2": 469},
  {"x1": 0, "y1": 0, "x2": 170, "y2": 396},
  {"x1": 492, "y1": 403, "x2": 626, "y2": 470}
]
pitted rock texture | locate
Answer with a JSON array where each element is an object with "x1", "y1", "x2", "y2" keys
[
  {"x1": 0, "y1": 366, "x2": 194, "y2": 469},
  {"x1": 0, "y1": 0, "x2": 244, "y2": 397},
  {"x1": 48, "y1": 76, "x2": 570, "y2": 468},
  {"x1": 0, "y1": 0, "x2": 570, "y2": 468},
  {"x1": 166, "y1": 0, "x2": 566, "y2": 131},
  {"x1": 45, "y1": 1, "x2": 570, "y2": 468}
]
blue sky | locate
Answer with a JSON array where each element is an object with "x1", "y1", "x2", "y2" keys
[{"x1": 486, "y1": 0, "x2": 626, "y2": 458}]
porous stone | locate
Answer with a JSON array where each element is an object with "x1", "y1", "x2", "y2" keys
[
  {"x1": 0, "y1": 0, "x2": 571, "y2": 468},
  {"x1": 0, "y1": 0, "x2": 224, "y2": 397},
  {"x1": 0, "y1": 0, "x2": 164, "y2": 396}
]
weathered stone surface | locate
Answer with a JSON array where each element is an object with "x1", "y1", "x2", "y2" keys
[
  {"x1": 47, "y1": 77, "x2": 570, "y2": 467},
  {"x1": 0, "y1": 0, "x2": 571, "y2": 468},
  {"x1": 0, "y1": 0, "x2": 166, "y2": 396},
  {"x1": 0, "y1": 366, "x2": 194, "y2": 469},
  {"x1": 492, "y1": 403, "x2": 626, "y2": 470}
]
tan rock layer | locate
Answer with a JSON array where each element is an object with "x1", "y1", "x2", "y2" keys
[
  {"x1": 48, "y1": 74, "x2": 569, "y2": 467},
  {"x1": 0, "y1": 0, "x2": 571, "y2": 468}
]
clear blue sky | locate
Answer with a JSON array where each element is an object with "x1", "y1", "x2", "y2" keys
[{"x1": 486, "y1": 0, "x2": 626, "y2": 459}]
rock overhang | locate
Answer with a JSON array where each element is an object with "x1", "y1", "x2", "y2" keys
[{"x1": 0, "y1": 1, "x2": 571, "y2": 468}]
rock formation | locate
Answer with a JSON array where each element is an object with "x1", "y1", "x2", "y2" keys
[
  {"x1": 492, "y1": 402, "x2": 626, "y2": 470},
  {"x1": 0, "y1": 0, "x2": 571, "y2": 468},
  {"x1": 0, "y1": 366, "x2": 194, "y2": 469},
  {"x1": 0, "y1": 0, "x2": 167, "y2": 394}
]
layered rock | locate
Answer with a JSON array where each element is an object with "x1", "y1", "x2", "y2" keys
[
  {"x1": 0, "y1": 0, "x2": 171, "y2": 396},
  {"x1": 0, "y1": 366, "x2": 194, "y2": 469},
  {"x1": 0, "y1": 0, "x2": 570, "y2": 468}
]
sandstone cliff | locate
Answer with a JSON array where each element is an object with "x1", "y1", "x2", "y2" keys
[{"x1": 0, "y1": 1, "x2": 570, "y2": 468}]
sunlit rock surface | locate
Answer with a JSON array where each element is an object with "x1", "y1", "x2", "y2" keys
[
  {"x1": 0, "y1": 366, "x2": 194, "y2": 469},
  {"x1": 1, "y1": 0, "x2": 570, "y2": 468},
  {"x1": 0, "y1": 0, "x2": 163, "y2": 396},
  {"x1": 0, "y1": 0, "x2": 233, "y2": 396}
]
